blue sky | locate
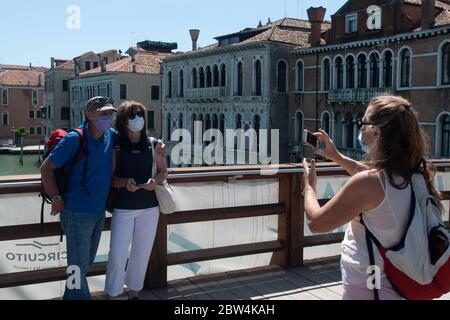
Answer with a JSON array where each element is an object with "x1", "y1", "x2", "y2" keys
[{"x1": 0, "y1": 0, "x2": 347, "y2": 68}]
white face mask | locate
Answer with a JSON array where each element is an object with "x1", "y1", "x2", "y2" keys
[
  {"x1": 358, "y1": 131, "x2": 369, "y2": 153},
  {"x1": 128, "y1": 116, "x2": 145, "y2": 132}
]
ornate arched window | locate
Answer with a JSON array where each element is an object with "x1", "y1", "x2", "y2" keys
[
  {"x1": 277, "y1": 60, "x2": 287, "y2": 93},
  {"x1": 346, "y1": 56, "x2": 355, "y2": 89},
  {"x1": 370, "y1": 52, "x2": 380, "y2": 88},
  {"x1": 335, "y1": 57, "x2": 344, "y2": 89},
  {"x1": 296, "y1": 60, "x2": 304, "y2": 91},
  {"x1": 322, "y1": 59, "x2": 331, "y2": 91},
  {"x1": 357, "y1": 54, "x2": 367, "y2": 88},
  {"x1": 199, "y1": 67, "x2": 205, "y2": 88},
  {"x1": 254, "y1": 60, "x2": 262, "y2": 96},
  {"x1": 236, "y1": 62, "x2": 243, "y2": 96},
  {"x1": 441, "y1": 43, "x2": 450, "y2": 85},
  {"x1": 383, "y1": 51, "x2": 393, "y2": 88},
  {"x1": 400, "y1": 48, "x2": 411, "y2": 87}
]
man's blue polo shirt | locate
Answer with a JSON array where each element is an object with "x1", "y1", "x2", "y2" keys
[{"x1": 48, "y1": 121, "x2": 117, "y2": 215}]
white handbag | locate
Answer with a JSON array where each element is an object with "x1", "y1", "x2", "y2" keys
[{"x1": 150, "y1": 137, "x2": 176, "y2": 214}]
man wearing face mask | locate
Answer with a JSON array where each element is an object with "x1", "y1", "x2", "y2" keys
[
  {"x1": 41, "y1": 96, "x2": 117, "y2": 300},
  {"x1": 105, "y1": 101, "x2": 167, "y2": 300}
]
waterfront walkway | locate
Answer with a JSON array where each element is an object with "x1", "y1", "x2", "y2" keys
[{"x1": 92, "y1": 258, "x2": 450, "y2": 301}]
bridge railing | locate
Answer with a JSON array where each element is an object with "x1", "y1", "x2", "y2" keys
[{"x1": 0, "y1": 161, "x2": 449, "y2": 291}]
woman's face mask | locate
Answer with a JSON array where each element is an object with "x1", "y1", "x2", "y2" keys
[
  {"x1": 128, "y1": 116, "x2": 145, "y2": 132},
  {"x1": 358, "y1": 131, "x2": 369, "y2": 153}
]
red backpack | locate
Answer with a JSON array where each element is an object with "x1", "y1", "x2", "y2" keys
[
  {"x1": 40, "y1": 128, "x2": 89, "y2": 235},
  {"x1": 361, "y1": 173, "x2": 450, "y2": 300}
]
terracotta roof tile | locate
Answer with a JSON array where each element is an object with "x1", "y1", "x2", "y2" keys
[
  {"x1": 54, "y1": 60, "x2": 75, "y2": 71},
  {"x1": 404, "y1": 0, "x2": 450, "y2": 10},
  {"x1": 79, "y1": 53, "x2": 171, "y2": 76},
  {"x1": 239, "y1": 18, "x2": 330, "y2": 48},
  {"x1": 435, "y1": 9, "x2": 450, "y2": 26},
  {"x1": 0, "y1": 68, "x2": 45, "y2": 87}
]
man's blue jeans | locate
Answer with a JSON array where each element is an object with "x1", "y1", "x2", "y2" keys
[{"x1": 60, "y1": 209, "x2": 105, "y2": 300}]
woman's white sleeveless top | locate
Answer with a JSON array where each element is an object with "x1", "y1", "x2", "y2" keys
[{"x1": 340, "y1": 170, "x2": 412, "y2": 285}]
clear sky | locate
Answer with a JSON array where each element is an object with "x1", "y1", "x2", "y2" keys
[{"x1": 0, "y1": 0, "x2": 347, "y2": 68}]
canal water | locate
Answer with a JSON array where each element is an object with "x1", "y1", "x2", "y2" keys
[{"x1": 0, "y1": 154, "x2": 42, "y2": 176}]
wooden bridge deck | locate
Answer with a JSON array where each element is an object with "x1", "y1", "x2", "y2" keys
[{"x1": 93, "y1": 258, "x2": 450, "y2": 301}]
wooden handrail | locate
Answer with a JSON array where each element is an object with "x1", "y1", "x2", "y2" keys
[
  {"x1": 167, "y1": 241, "x2": 284, "y2": 266},
  {"x1": 0, "y1": 162, "x2": 449, "y2": 291},
  {"x1": 166, "y1": 204, "x2": 285, "y2": 225}
]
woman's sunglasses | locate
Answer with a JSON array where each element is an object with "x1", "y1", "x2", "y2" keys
[
  {"x1": 128, "y1": 111, "x2": 144, "y2": 120},
  {"x1": 356, "y1": 119, "x2": 375, "y2": 128}
]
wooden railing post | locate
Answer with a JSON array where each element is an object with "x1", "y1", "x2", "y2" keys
[
  {"x1": 270, "y1": 174, "x2": 291, "y2": 267},
  {"x1": 145, "y1": 213, "x2": 167, "y2": 289},
  {"x1": 290, "y1": 169, "x2": 304, "y2": 266},
  {"x1": 270, "y1": 169, "x2": 304, "y2": 268}
]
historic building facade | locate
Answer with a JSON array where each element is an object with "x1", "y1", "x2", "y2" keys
[
  {"x1": 0, "y1": 64, "x2": 47, "y2": 146},
  {"x1": 289, "y1": 0, "x2": 450, "y2": 161},
  {"x1": 69, "y1": 43, "x2": 172, "y2": 138},
  {"x1": 42, "y1": 50, "x2": 123, "y2": 137},
  {"x1": 161, "y1": 18, "x2": 330, "y2": 166}
]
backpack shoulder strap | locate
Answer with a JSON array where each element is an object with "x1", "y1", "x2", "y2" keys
[
  {"x1": 149, "y1": 137, "x2": 157, "y2": 179},
  {"x1": 68, "y1": 128, "x2": 90, "y2": 197}
]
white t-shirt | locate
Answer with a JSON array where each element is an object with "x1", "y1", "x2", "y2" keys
[{"x1": 340, "y1": 170, "x2": 412, "y2": 285}]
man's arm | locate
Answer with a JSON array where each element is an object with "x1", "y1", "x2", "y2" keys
[{"x1": 40, "y1": 159, "x2": 64, "y2": 216}]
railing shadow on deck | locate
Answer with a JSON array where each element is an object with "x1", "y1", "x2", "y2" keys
[{"x1": 0, "y1": 161, "x2": 449, "y2": 292}]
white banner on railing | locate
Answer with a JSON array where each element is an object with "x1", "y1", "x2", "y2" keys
[{"x1": 0, "y1": 172, "x2": 448, "y2": 300}]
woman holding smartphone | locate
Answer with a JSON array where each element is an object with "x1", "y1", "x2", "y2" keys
[
  {"x1": 105, "y1": 101, "x2": 167, "y2": 300},
  {"x1": 302, "y1": 96, "x2": 441, "y2": 300}
]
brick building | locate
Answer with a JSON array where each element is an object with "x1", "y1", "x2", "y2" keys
[
  {"x1": 289, "y1": 0, "x2": 450, "y2": 161},
  {"x1": 0, "y1": 64, "x2": 47, "y2": 146}
]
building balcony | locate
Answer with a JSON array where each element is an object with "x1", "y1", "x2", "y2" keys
[
  {"x1": 184, "y1": 87, "x2": 227, "y2": 101},
  {"x1": 328, "y1": 88, "x2": 393, "y2": 103}
]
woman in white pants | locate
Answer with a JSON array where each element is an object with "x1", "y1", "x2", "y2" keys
[{"x1": 105, "y1": 101, "x2": 167, "y2": 300}]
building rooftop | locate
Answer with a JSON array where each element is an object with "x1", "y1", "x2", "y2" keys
[
  {"x1": 164, "y1": 17, "x2": 331, "y2": 61},
  {"x1": 53, "y1": 60, "x2": 75, "y2": 71},
  {"x1": 79, "y1": 52, "x2": 171, "y2": 76},
  {"x1": 214, "y1": 17, "x2": 331, "y2": 47},
  {"x1": 0, "y1": 65, "x2": 46, "y2": 87}
]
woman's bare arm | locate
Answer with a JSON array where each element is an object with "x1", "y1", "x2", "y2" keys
[{"x1": 304, "y1": 171, "x2": 384, "y2": 234}]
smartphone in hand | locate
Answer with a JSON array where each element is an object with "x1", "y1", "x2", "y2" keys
[{"x1": 303, "y1": 129, "x2": 318, "y2": 148}]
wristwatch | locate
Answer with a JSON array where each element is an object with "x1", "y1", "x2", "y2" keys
[{"x1": 51, "y1": 195, "x2": 63, "y2": 203}]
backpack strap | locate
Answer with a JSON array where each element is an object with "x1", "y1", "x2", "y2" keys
[
  {"x1": 149, "y1": 137, "x2": 157, "y2": 179},
  {"x1": 360, "y1": 215, "x2": 380, "y2": 300},
  {"x1": 69, "y1": 128, "x2": 90, "y2": 197},
  {"x1": 359, "y1": 183, "x2": 416, "y2": 301}
]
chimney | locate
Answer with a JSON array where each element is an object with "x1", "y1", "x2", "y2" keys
[
  {"x1": 98, "y1": 54, "x2": 106, "y2": 72},
  {"x1": 421, "y1": 0, "x2": 436, "y2": 30},
  {"x1": 51, "y1": 57, "x2": 55, "y2": 69},
  {"x1": 307, "y1": 6, "x2": 326, "y2": 47},
  {"x1": 29, "y1": 62, "x2": 32, "y2": 69},
  {"x1": 258, "y1": 20, "x2": 263, "y2": 28},
  {"x1": 131, "y1": 56, "x2": 136, "y2": 73},
  {"x1": 189, "y1": 29, "x2": 200, "y2": 51},
  {"x1": 266, "y1": 17, "x2": 272, "y2": 25},
  {"x1": 74, "y1": 61, "x2": 80, "y2": 76}
]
